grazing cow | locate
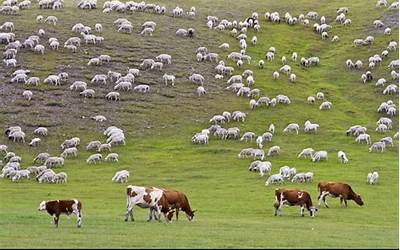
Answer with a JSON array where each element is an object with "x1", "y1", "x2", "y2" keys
[
  {"x1": 154, "y1": 189, "x2": 196, "y2": 222},
  {"x1": 274, "y1": 188, "x2": 317, "y2": 217},
  {"x1": 38, "y1": 199, "x2": 82, "y2": 228},
  {"x1": 317, "y1": 181, "x2": 364, "y2": 208},
  {"x1": 125, "y1": 185, "x2": 164, "y2": 222}
]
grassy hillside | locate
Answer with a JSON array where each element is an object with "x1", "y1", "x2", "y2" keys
[{"x1": 0, "y1": 0, "x2": 398, "y2": 248}]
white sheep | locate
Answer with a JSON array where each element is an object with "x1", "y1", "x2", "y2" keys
[
  {"x1": 267, "y1": 145, "x2": 280, "y2": 156},
  {"x1": 112, "y1": 170, "x2": 129, "y2": 183},
  {"x1": 86, "y1": 153, "x2": 102, "y2": 164},
  {"x1": 319, "y1": 101, "x2": 332, "y2": 110},
  {"x1": 22, "y1": 90, "x2": 33, "y2": 101},
  {"x1": 29, "y1": 138, "x2": 41, "y2": 147},
  {"x1": 283, "y1": 123, "x2": 299, "y2": 134},
  {"x1": 337, "y1": 151, "x2": 348, "y2": 163},
  {"x1": 312, "y1": 150, "x2": 328, "y2": 162},
  {"x1": 265, "y1": 173, "x2": 284, "y2": 186},
  {"x1": 105, "y1": 153, "x2": 119, "y2": 162},
  {"x1": 367, "y1": 171, "x2": 379, "y2": 185},
  {"x1": 298, "y1": 148, "x2": 315, "y2": 158}
]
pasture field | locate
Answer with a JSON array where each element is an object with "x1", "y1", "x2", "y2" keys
[{"x1": 0, "y1": 0, "x2": 398, "y2": 248}]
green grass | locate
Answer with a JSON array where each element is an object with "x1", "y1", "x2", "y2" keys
[{"x1": 0, "y1": 0, "x2": 398, "y2": 248}]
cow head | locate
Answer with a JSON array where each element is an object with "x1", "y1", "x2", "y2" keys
[
  {"x1": 354, "y1": 194, "x2": 364, "y2": 206},
  {"x1": 38, "y1": 201, "x2": 46, "y2": 211},
  {"x1": 186, "y1": 209, "x2": 196, "y2": 221},
  {"x1": 309, "y1": 206, "x2": 318, "y2": 217}
]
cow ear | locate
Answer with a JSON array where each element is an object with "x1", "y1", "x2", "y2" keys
[{"x1": 192, "y1": 210, "x2": 197, "y2": 214}]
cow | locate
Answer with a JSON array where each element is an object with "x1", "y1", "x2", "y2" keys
[
  {"x1": 155, "y1": 189, "x2": 196, "y2": 222},
  {"x1": 317, "y1": 181, "x2": 364, "y2": 208},
  {"x1": 38, "y1": 199, "x2": 82, "y2": 228},
  {"x1": 274, "y1": 188, "x2": 317, "y2": 217},
  {"x1": 125, "y1": 185, "x2": 164, "y2": 222}
]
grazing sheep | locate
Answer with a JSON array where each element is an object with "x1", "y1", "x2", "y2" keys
[
  {"x1": 29, "y1": 138, "x2": 41, "y2": 147},
  {"x1": 61, "y1": 147, "x2": 78, "y2": 158},
  {"x1": 376, "y1": 124, "x2": 388, "y2": 133},
  {"x1": 289, "y1": 73, "x2": 296, "y2": 83},
  {"x1": 33, "y1": 152, "x2": 50, "y2": 163},
  {"x1": 86, "y1": 153, "x2": 102, "y2": 164},
  {"x1": 265, "y1": 173, "x2": 284, "y2": 186},
  {"x1": 272, "y1": 71, "x2": 280, "y2": 80},
  {"x1": 98, "y1": 143, "x2": 112, "y2": 152},
  {"x1": 319, "y1": 101, "x2": 332, "y2": 110},
  {"x1": 240, "y1": 132, "x2": 256, "y2": 142},
  {"x1": 283, "y1": 123, "x2": 299, "y2": 134},
  {"x1": 307, "y1": 96, "x2": 315, "y2": 104},
  {"x1": 298, "y1": 148, "x2": 315, "y2": 158},
  {"x1": 112, "y1": 170, "x2": 129, "y2": 183},
  {"x1": 267, "y1": 145, "x2": 280, "y2": 156},
  {"x1": 311, "y1": 151, "x2": 328, "y2": 162},
  {"x1": 105, "y1": 91, "x2": 120, "y2": 101},
  {"x1": 258, "y1": 60, "x2": 265, "y2": 69},
  {"x1": 356, "y1": 134, "x2": 371, "y2": 144},
  {"x1": 367, "y1": 171, "x2": 379, "y2": 185},
  {"x1": 163, "y1": 74, "x2": 175, "y2": 86},
  {"x1": 337, "y1": 151, "x2": 348, "y2": 163},
  {"x1": 369, "y1": 142, "x2": 386, "y2": 152},
  {"x1": 380, "y1": 136, "x2": 394, "y2": 147},
  {"x1": 249, "y1": 161, "x2": 272, "y2": 177},
  {"x1": 22, "y1": 90, "x2": 33, "y2": 101},
  {"x1": 105, "y1": 153, "x2": 119, "y2": 162},
  {"x1": 44, "y1": 157, "x2": 64, "y2": 168},
  {"x1": 279, "y1": 166, "x2": 297, "y2": 180}
]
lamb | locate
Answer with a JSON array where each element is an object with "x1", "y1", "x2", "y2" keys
[
  {"x1": 86, "y1": 153, "x2": 102, "y2": 164},
  {"x1": 283, "y1": 123, "x2": 299, "y2": 134},
  {"x1": 53, "y1": 172, "x2": 67, "y2": 184},
  {"x1": 176, "y1": 28, "x2": 188, "y2": 36},
  {"x1": 163, "y1": 74, "x2": 175, "y2": 86},
  {"x1": 86, "y1": 141, "x2": 101, "y2": 151},
  {"x1": 105, "y1": 91, "x2": 120, "y2": 101},
  {"x1": 356, "y1": 134, "x2": 371, "y2": 144},
  {"x1": 105, "y1": 153, "x2": 119, "y2": 162},
  {"x1": 219, "y1": 43, "x2": 229, "y2": 50},
  {"x1": 196, "y1": 86, "x2": 206, "y2": 97},
  {"x1": 0, "y1": 144, "x2": 8, "y2": 154},
  {"x1": 337, "y1": 151, "x2": 349, "y2": 163},
  {"x1": 267, "y1": 145, "x2": 280, "y2": 156},
  {"x1": 240, "y1": 132, "x2": 256, "y2": 142},
  {"x1": 33, "y1": 152, "x2": 50, "y2": 163},
  {"x1": 88, "y1": 57, "x2": 101, "y2": 66},
  {"x1": 98, "y1": 143, "x2": 112, "y2": 152},
  {"x1": 298, "y1": 148, "x2": 315, "y2": 158},
  {"x1": 44, "y1": 157, "x2": 64, "y2": 168},
  {"x1": 29, "y1": 138, "x2": 41, "y2": 147},
  {"x1": 22, "y1": 90, "x2": 33, "y2": 101},
  {"x1": 380, "y1": 136, "x2": 394, "y2": 147},
  {"x1": 249, "y1": 161, "x2": 272, "y2": 177},
  {"x1": 319, "y1": 101, "x2": 332, "y2": 110},
  {"x1": 369, "y1": 142, "x2": 386, "y2": 152},
  {"x1": 291, "y1": 173, "x2": 306, "y2": 183},
  {"x1": 112, "y1": 170, "x2": 129, "y2": 183},
  {"x1": 265, "y1": 173, "x2": 284, "y2": 186},
  {"x1": 367, "y1": 171, "x2": 379, "y2": 185},
  {"x1": 311, "y1": 150, "x2": 328, "y2": 162},
  {"x1": 61, "y1": 147, "x2": 78, "y2": 158},
  {"x1": 279, "y1": 166, "x2": 297, "y2": 180}
]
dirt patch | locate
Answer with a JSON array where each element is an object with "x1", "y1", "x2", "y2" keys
[{"x1": 366, "y1": 10, "x2": 399, "y2": 35}]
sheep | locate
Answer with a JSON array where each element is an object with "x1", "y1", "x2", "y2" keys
[
  {"x1": 29, "y1": 138, "x2": 41, "y2": 147},
  {"x1": 319, "y1": 101, "x2": 332, "y2": 110},
  {"x1": 80, "y1": 89, "x2": 95, "y2": 98},
  {"x1": 86, "y1": 141, "x2": 101, "y2": 151},
  {"x1": 8, "y1": 130, "x2": 25, "y2": 143},
  {"x1": 70, "y1": 81, "x2": 87, "y2": 91},
  {"x1": 307, "y1": 96, "x2": 315, "y2": 104},
  {"x1": 114, "y1": 81, "x2": 132, "y2": 91},
  {"x1": 112, "y1": 170, "x2": 129, "y2": 183},
  {"x1": 251, "y1": 36, "x2": 257, "y2": 45},
  {"x1": 376, "y1": 124, "x2": 388, "y2": 133},
  {"x1": 266, "y1": 51, "x2": 275, "y2": 61},
  {"x1": 337, "y1": 151, "x2": 349, "y2": 163},
  {"x1": 33, "y1": 152, "x2": 50, "y2": 163},
  {"x1": 272, "y1": 71, "x2": 280, "y2": 80},
  {"x1": 311, "y1": 151, "x2": 328, "y2": 162},
  {"x1": 232, "y1": 111, "x2": 246, "y2": 122},
  {"x1": 11, "y1": 170, "x2": 30, "y2": 182},
  {"x1": 249, "y1": 161, "x2": 272, "y2": 177},
  {"x1": 367, "y1": 171, "x2": 379, "y2": 185},
  {"x1": 194, "y1": 86, "x2": 206, "y2": 97},
  {"x1": 280, "y1": 65, "x2": 291, "y2": 75},
  {"x1": 61, "y1": 147, "x2": 78, "y2": 158},
  {"x1": 189, "y1": 73, "x2": 205, "y2": 85},
  {"x1": 163, "y1": 74, "x2": 175, "y2": 86},
  {"x1": 298, "y1": 148, "x2": 315, "y2": 158},
  {"x1": 0, "y1": 144, "x2": 8, "y2": 154},
  {"x1": 105, "y1": 91, "x2": 120, "y2": 101},
  {"x1": 91, "y1": 74, "x2": 107, "y2": 85},
  {"x1": 88, "y1": 57, "x2": 102, "y2": 66},
  {"x1": 258, "y1": 60, "x2": 265, "y2": 69},
  {"x1": 369, "y1": 142, "x2": 386, "y2": 152},
  {"x1": 289, "y1": 73, "x2": 296, "y2": 83},
  {"x1": 95, "y1": 23, "x2": 102, "y2": 33},
  {"x1": 98, "y1": 143, "x2": 112, "y2": 152},
  {"x1": 53, "y1": 172, "x2": 67, "y2": 184},
  {"x1": 37, "y1": 169, "x2": 56, "y2": 183},
  {"x1": 380, "y1": 137, "x2": 394, "y2": 147},
  {"x1": 355, "y1": 134, "x2": 371, "y2": 144},
  {"x1": 267, "y1": 145, "x2": 280, "y2": 156},
  {"x1": 90, "y1": 115, "x2": 105, "y2": 122},
  {"x1": 86, "y1": 153, "x2": 102, "y2": 164},
  {"x1": 44, "y1": 157, "x2": 64, "y2": 168},
  {"x1": 192, "y1": 133, "x2": 209, "y2": 144},
  {"x1": 304, "y1": 121, "x2": 319, "y2": 133},
  {"x1": 279, "y1": 166, "x2": 297, "y2": 180},
  {"x1": 3, "y1": 58, "x2": 16, "y2": 67},
  {"x1": 240, "y1": 132, "x2": 256, "y2": 142},
  {"x1": 265, "y1": 174, "x2": 284, "y2": 186},
  {"x1": 354, "y1": 39, "x2": 365, "y2": 47},
  {"x1": 44, "y1": 16, "x2": 58, "y2": 25},
  {"x1": 22, "y1": 90, "x2": 33, "y2": 101},
  {"x1": 283, "y1": 123, "x2": 299, "y2": 134},
  {"x1": 105, "y1": 153, "x2": 119, "y2": 162}
]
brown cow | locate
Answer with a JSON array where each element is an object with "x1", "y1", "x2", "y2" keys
[
  {"x1": 38, "y1": 199, "x2": 82, "y2": 228},
  {"x1": 317, "y1": 181, "x2": 364, "y2": 208},
  {"x1": 154, "y1": 189, "x2": 196, "y2": 222},
  {"x1": 274, "y1": 188, "x2": 317, "y2": 217}
]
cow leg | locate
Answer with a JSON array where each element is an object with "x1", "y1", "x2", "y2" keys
[
  {"x1": 155, "y1": 206, "x2": 162, "y2": 222},
  {"x1": 176, "y1": 209, "x2": 179, "y2": 221},
  {"x1": 53, "y1": 215, "x2": 59, "y2": 228},
  {"x1": 300, "y1": 205, "x2": 305, "y2": 217},
  {"x1": 125, "y1": 202, "x2": 134, "y2": 222},
  {"x1": 322, "y1": 194, "x2": 329, "y2": 208},
  {"x1": 147, "y1": 207, "x2": 153, "y2": 222},
  {"x1": 273, "y1": 201, "x2": 280, "y2": 216}
]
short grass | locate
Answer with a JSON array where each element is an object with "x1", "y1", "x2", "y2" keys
[{"x1": 0, "y1": 0, "x2": 398, "y2": 248}]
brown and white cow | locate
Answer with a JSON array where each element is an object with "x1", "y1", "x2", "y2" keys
[
  {"x1": 154, "y1": 189, "x2": 196, "y2": 222},
  {"x1": 317, "y1": 181, "x2": 364, "y2": 208},
  {"x1": 125, "y1": 185, "x2": 164, "y2": 222},
  {"x1": 38, "y1": 199, "x2": 82, "y2": 228},
  {"x1": 274, "y1": 188, "x2": 317, "y2": 217}
]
